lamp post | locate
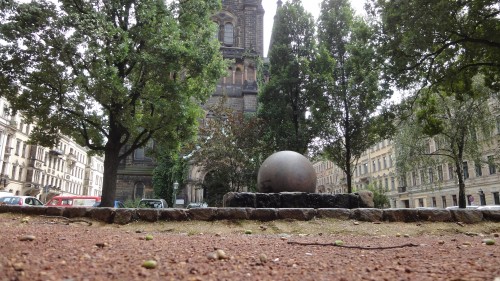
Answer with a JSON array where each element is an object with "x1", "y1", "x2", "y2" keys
[{"x1": 172, "y1": 181, "x2": 179, "y2": 208}]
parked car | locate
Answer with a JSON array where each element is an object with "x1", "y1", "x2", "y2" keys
[
  {"x1": 0, "y1": 196, "x2": 44, "y2": 206},
  {"x1": 477, "y1": 205, "x2": 500, "y2": 210},
  {"x1": 137, "y1": 199, "x2": 168, "y2": 209},
  {"x1": 45, "y1": 196, "x2": 101, "y2": 207},
  {"x1": 93, "y1": 201, "x2": 125, "y2": 208},
  {"x1": 186, "y1": 202, "x2": 208, "y2": 209},
  {"x1": 0, "y1": 191, "x2": 14, "y2": 198}
]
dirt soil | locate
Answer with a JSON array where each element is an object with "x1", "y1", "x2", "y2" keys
[{"x1": 1, "y1": 213, "x2": 500, "y2": 281}]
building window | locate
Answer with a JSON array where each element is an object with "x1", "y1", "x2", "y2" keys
[
  {"x1": 15, "y1": 140, "x2": 21, "y2": 155},
  {"x1": 412, "y1": 171, "x2": 417, "y2": 186},
  {"x1": 224, "y1": 23, "x2": 234, "y2": 46},
  {"x1": 442, "y1": 196, "x2": 447, "y2": 208},
  {"x1": 448, "y1": 163, "x2": 455, "y2": 180},
  {"x1": 452, "y1": 194, "x2": 458, "y2": 206},
  {"x1": 134, "y1": 182, "x2": 145, "y2": 199},
  {"x1": 383, "y1": 157, "x2": 387, "y2": 169},
  {"x1": 420, "y1": 169, "x2": 425, "y2": 185},
  {"x1": 428, "y1": 167, "x2": 434, "y2": 183},
  {"x1": 437, "y1": 165, "x2": 443, "y2": 181},
  {"x1": 134, "y1": 148, "x2": 145, "y2": 160},
  {"x1": 493, "y1": 192, "x2": 499, "y2": 205},
  {"x1": 391, "y1": 177, "x2": 395, "y2": 191},
  {"x1": 418, "y1": 198, "x2": 424, "y2": 207},
  {"x1": 463, "y1": 161, "x2": 469, "y2": 180},
  {"x1": 488, "y1": 155, "x2": 496, "y2": 175},
  {"x1": 372, "y1": 160, "x2": 376, "y2": 172},
  {"x1": 475, "y1": 162, "x2": 482, "y2": 177},
  {"x1": 432, "y1": 197, "x2": 437, "y2": 207}
]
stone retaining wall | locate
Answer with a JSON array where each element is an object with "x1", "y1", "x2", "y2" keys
[
  {"x1": 222, "y1": 191, "x2": 375, "y2": 208},
  {"x1": 1, "y1": 205, "x2": 499, "y2": 225}
]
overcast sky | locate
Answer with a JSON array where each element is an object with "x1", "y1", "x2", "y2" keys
[{"x1": 262, "y1": 0, "x2": 367, "y2": 57}]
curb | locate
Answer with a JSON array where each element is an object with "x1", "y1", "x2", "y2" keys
[{"x1": 0, "y1": 205, "x2": 498, "y2": 225}]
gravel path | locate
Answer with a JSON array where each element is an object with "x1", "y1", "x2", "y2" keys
[{"x1": 1, "y1": 214, "x2": 499, "y2": 281}]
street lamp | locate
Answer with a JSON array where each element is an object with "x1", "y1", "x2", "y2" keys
[{"x1": 172, "y1": 181, "x2": 179, "y2": 208}]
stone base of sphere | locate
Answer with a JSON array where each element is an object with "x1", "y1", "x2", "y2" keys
[
  {"x1": 222, "y1": 191, "x2": 374, "y2": 209},
  {"x1": 257, "y1": 151, "x2": 317, "y2": 193}
]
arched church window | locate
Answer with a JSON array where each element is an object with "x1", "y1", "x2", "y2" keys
[
  {"x1": 224, "y1": 23, "x2": 234, "y2": 46},
  {"x1": 235, "y1": 68, "x2": 242, "y2": 85},
  {"x1": 134, "y1": 182, "x2": 145, "y2": 199}
]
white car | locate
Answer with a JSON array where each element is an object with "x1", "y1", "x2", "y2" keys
[
  {"x1": 0, "y1": 196, "x2": 44, "y2": 206},
  {"x1": 477, "y1": 205, "x2": 500, "y2": 210}
]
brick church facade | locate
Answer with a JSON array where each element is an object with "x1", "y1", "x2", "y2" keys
[{"x1": 115, "y1": 0, "x2": 266, "y2": 204}]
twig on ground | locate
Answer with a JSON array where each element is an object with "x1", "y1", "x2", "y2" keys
[
  {"x1": 38, "y1": 215, "x2": 93, "y2": 226},
  {"x1": 287, "y1": 241, "x2": 419, "y2": 250}
]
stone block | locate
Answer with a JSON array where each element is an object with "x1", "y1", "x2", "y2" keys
[
  {"x1": 159, "y1": 209, "x2": 189, "y2": 221},
  {"x1": 481, "y1": 210, "x2": 500, "y2": 222},
  {"x1": 89, "y1": 208, "x2": 115, "y2": 223},
  {"x1": 316, "y1": 208, "x2": 352, "y2": 220},
  {"x1": 114, "y1": 209, "x2": 135, "y2": 225},
  {"x1": 280, "y1": 192, "x2": 307, "y2": 208},
  {"x1": 383, "y1": 209, "x2": 419, "y2": 222},
  {"x1": 255, "y1": 193, "x2": 280, "y2": 208},
  {"x1": 188, "y1": 207, "x2": 217, "y2": 221},
  {"x1": 417, "y1": 209, "x2": 453, "y2": 222},
  {"x1": 356, "y1": 191, "x2": 375, "y2": 208},
  {"x1": 450, "y1": 210, "x2": 483, "y2": 223},
  {"x1": 215, "y1": 208, "x2": 249, "y2": 220},
  {"x1": 136, "y1": 209, "x2": 159, "y2": 222},
  {"x1": 63, "y1": 207, "x2": 90, "y2": 218},
  {"x1": 223, "y1": 192, "x2": 255, "y2": 207},
  {"x1": 277, "y1": 208, "x2": 316, "y2": 221},
  {"x1": 351, "y1": 208, "x2": 383, "y2": 222},
  {"x1": 20, "y1": 206, "x2": 46, "y2": 216},
  {"x1": 46, "y1": 207, "x2": 65, "y2": 217},
  {"x1": 248, "y1": 208, "x2": 277, "y2": 221}
]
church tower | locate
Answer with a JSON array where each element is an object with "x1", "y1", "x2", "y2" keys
[{"x1": 185, "y1": 0, "x2": 265, "y2": 204}]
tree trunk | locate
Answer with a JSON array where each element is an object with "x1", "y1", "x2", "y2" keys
[
  {"x1": 454, "y1": 160, "x2": 467, "y2": 208},
  {"x1": 100, "y1": 145, "x2": 121, "y2": 207}
]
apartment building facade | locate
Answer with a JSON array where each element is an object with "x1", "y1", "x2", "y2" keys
[
  {"x1": 0, "y1": 97, "x2": 104, "y2": 202},
  {"x1": 314, "y1": 137, "x2": 500, "y2": 208}
]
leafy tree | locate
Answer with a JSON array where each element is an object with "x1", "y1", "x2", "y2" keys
[
  {"x1": 310, "y1": 0, "x2": 394, "y2": 193},
  {"x1": 191, "y1": 96, "x2": 264, "y2": 204},
  {"x1": 394, "y1": 75, "x2": 494, "y2": 208},
  {"x1": 366, "y1": 183, "x2": 390, "y2": 209},
  {"x1": 152, "y1": 151, "x2": 189, "y2": 207},
  {"x1": 0, "y1": 0, "x2": 226, "y2": 206},
  {"x1": 258, "y1": 0, "x2": 318, "y2": 155},
  {"x1": 367, "y1": 0, "x2": 500, "y2": 92}
]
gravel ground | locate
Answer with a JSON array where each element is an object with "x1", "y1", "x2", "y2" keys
[{"x1": 1, "y1": 213, "x2": 500, "y2": 281}]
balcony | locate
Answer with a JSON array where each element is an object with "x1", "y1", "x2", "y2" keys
[{"x1": 49, "y1": 149, "x2": 64, "y2": 156}]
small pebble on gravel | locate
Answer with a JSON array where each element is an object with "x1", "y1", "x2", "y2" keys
[{"x1": 19, "y1": 235, "x2": 35, "y2": 241}]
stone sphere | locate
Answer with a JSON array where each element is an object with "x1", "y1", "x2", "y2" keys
[{"x1": 257, "y1": 151, "x2": 317, "y2": 193}]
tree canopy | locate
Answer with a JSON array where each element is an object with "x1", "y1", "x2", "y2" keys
[
  {"x1": 0, "y1": 0, "x2": 226, "y2": 206},
  {"x1": 368, "y1": 0, "x2": 500, "y2": 91},
  {"x1": 310, "y1": 0, "x2": 394, "y2": 193},
  {"x1": 191, "y1": 96, "x2": 264, "y2": 200},
  {"x1": 258, "y1": 0, "x2": 318, "y2": 155},
  {"x1": 394, "y1": 75, "x2": 494, "y2": 208}
]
